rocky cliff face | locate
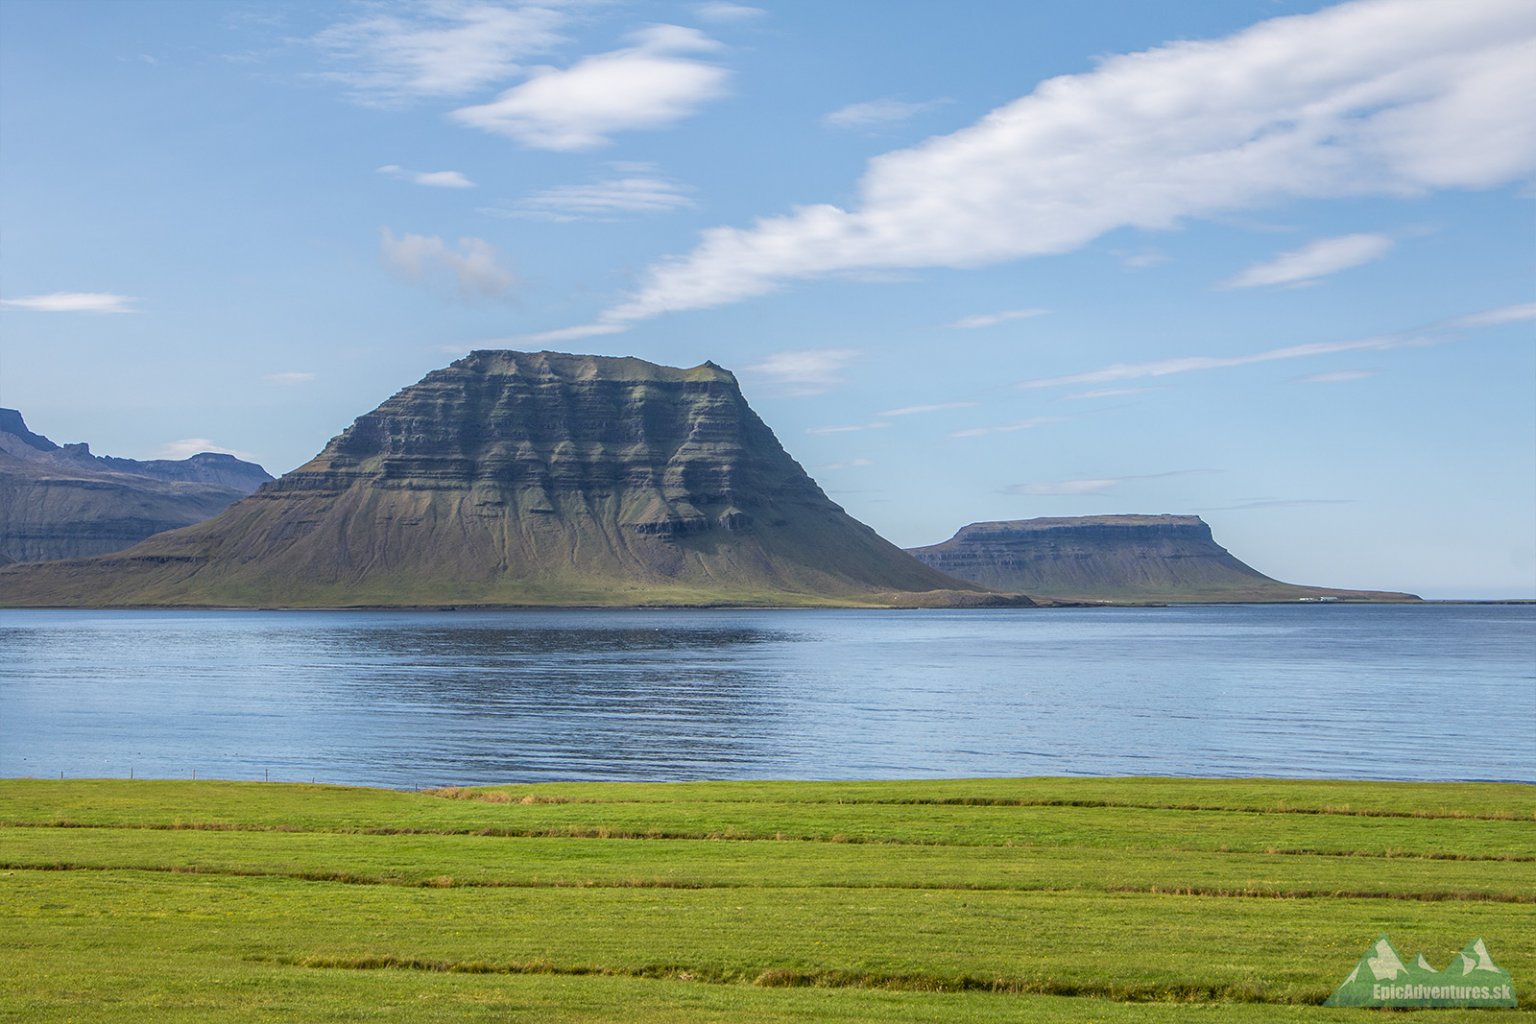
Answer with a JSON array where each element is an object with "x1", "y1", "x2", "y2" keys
[
  {"x1": 907, "y1": 515, "x2": 1418, "y2": 602},
  {"x1": 0, "y1": 409, "x2": 273, "y2": 563},
  {"x1": 0, "y1": 352, "x2": 990, "y2": 607}
]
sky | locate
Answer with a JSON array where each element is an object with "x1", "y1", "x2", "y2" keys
[{"x1": 1, "y1": 0, "x2": 1533, "y2": 599}]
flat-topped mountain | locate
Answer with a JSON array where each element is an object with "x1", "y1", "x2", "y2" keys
[
  {"x1": 0, "y1": 352, "x2": 994, "y2": 607},
  {"x1": 0, "y1": 409, "x2": 273, "y2": 563},
  {"x1": 907, "y1": 515, "x2": 1418, "y2": 602}
]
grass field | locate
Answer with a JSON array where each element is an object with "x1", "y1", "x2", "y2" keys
[{"x1": 1, "y1": 777, "x2": 1532, "y2": 1021}]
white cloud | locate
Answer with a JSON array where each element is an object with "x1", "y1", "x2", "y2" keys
[
  {"x1": 1118, "y1": 249, "x2": 1169, "y2": 269},
  {"x1": 742, "y1": 348, "x2": 860, "y2": 396},
  {"x1": 805, "y1": 422, "x2": 889, "y2": 435},
  {"x1": 949, "y1": 417, "x2": 1057, "y2": 439},
  {"x1": 313, "y1": 1, "x2": 567, "y2": 104},
  {"x1": 816, "y1": 458, "x2": 873, "y2": 470},
  {"x1": 380, "y1": 228, "x2": 516, "y2": 299},
  {"x1": 264, "y1": 371, "x2": 316, "y2": 384},
  {"x1": 156, "y1": 438, "x2": 258, "y2": 462},
  {"x1": 694, "y1": 3, "x2": 764, "y2": 23},
  {"x1": 823, "y1": 97, "x2": 948, "y2": 131},
  {"x1": 1063, "y1": 387, "x2": 1153, "y2": 400},
  {"x1": 0, "y1": 292, "x2": 138, "y2": 314},
  {"x1": 378, "y1": 164, "x2": 476, "y2": 188},
  {"x1": 945, "y1": 308, "x2": 1050, "y2": 330},
  {"x1": 493, "y1": 172, "x2": 694, "y2": 220},
  {"x1": 876, "y1": 401, "x2": 979, "y2": 417},
  {"x1": 1003, "y1": 469, "x2": 1217, "y2": 495},
  {"x1": 515, "y1": 322, "x2": 630, "y2": 344},
  {"x1": 450, "y1": 25, "x2": 729, "y2": 150},
  {"x1": 1017, "y1": 298, "x2": 1526, "y2": 390},
  {"x1": 1221, "y1": 233, "x2": 1395, "y2": 289},
  {"x1": 1449, "y1": 301, "x2": 1536, "y2": 328},
  {"x1": 1294, "y1": 369, "x2": 1380, "y2": 384},
  {"x1": 564, "y1": 0, "x2": 1536, "y2": 333},
  {"x1": 1197, "y1": 498, "x2": 1354, "y2": 511},
  {"x1": 1007, "y1": 479, "x2": 1120, "y2": 496},
  {"x1": 1019, "y1": 335, "x2": 1421, "y2": 390}
]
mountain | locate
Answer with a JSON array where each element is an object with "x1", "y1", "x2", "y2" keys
[
  {"x1": 0, "y1": 352, "x2": 997, "y2": 608},
  {"x1": 0, "y1": 409, "x2": 273, "y2": 563},
  {"x1": 906, "y1": 515, "x2": 1418, "y2": 602}
]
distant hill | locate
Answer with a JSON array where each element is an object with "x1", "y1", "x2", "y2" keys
[
  {"x1": 0, "y1": 409, "x2": 273, "y2": 563},
  {"x1": 907, "y1": 515, "x2": 1419, "y2": 602},
  {"x1": 0, "y1": 352, "x2": 998, "y2": 608}
]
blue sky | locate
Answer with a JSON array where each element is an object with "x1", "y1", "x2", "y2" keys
[{"x1": 2, "y1": 0, "x2": 1533, "y2": 598}]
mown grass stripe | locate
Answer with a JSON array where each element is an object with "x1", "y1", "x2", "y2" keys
[
  {"x1": 427, "y1": 787, "x2": 1536, "y2": 820},
  {"x1": 6, "y1": 818, "x2": 1531, "y2": 861},
  {"x1": 263, "y1": 952, "x2": 1320, "y2": 1005},
  {"x1": 7, "y1": 860, "x2": 1531, "y2": 903}
]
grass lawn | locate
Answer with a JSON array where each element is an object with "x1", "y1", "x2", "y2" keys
[{"x1": 1, "y1": 777, "x2": 1531, "y2": 1021}]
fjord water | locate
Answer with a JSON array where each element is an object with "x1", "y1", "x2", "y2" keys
[{"x1": 2, "y1": 605, "x2": 1531, "y2": 786}]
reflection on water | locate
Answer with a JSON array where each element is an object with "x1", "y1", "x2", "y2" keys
[{"x1": 1, "y1": 606, "x2": 1532, "y2": 786}]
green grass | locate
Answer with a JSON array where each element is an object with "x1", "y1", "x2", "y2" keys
[{"x1": 2, "y1": 777, "x2": 1532, "y2": 1022}]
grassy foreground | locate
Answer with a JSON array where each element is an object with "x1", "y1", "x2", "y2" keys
[{"x1": 1, "y1": 777, "x2": 1532, "y2": 1022}]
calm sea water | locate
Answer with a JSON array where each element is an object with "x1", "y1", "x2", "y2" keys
[{"x1": 1, "y1": 605, "x2": 1531, "y2": 787}]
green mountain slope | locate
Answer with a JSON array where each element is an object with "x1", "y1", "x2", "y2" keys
[{"x1": 0, "y1": 352, "x2": 991, "y2": 608}]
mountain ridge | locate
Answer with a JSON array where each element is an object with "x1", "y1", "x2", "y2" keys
[{"x1": 0, "y1": 409, "x2": 273, "y2": 563}]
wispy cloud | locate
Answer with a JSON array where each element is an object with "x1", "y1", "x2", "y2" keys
[
  {"x1": 949, "y1": 417, "x2": 1057, "y2": 439},
  {"x1": 0, "y1": 292, "x2": 139, "y2": 314},
  {"x1": 816, "y1": 458, "x2": 873, "y2": 470},
  {"x1": 312, "y1": 2, "x2": 567, "y2": 105},
  {"x1": 377, "y1": 164, "x2": 476, "y2": 188},
  {"x1": 451, "y1": 25, "x2": 729, "y2": 150},
  {"x1": 489, "y1": 170, "x2": 694, "y2": 221},
  {"x1": 1449, "y1": 301, "x2": 1536, "y2": 328},
  {"x1": 1006, "y1": 479, "x2": 1121, "y2": 496},
  {"x1": 156, "y1": 438, "x2": 257, "y2": 462},
  {"x1": 1220, "y1": 233, "x2": 1395, "y2": 289},
  {"x1": 1117, "y1": 249, "x2": 1168, "y2": 269},
  {"x1": 380, "y1": 229, "x2": 516, "y2": 299},
  {"x1": 515, "y1": 323, "x2": 630, "y2": 345},
  {"x1": 876, "y1": 401, "x2": 979, "y2": 417},
  {"x1": 1062, "y1": 387, "x2": 1153, "y2": 401},
  {"x1": 823, "y1": 97, "x2": 948, "y2": 131},
  {"x1": 694, "y1": 2, "x2": 764, "y2": 23},
  {"x1": 743, "y1": 348, "x2": 860, "y2": 396},
  {"x1": 805, "y1": 422, "x2": 889, "y2": 435},
  {"x1": 1018, "y1": 299, "x2": 1526, "y2": 390},
  {"x1": 1003, "y1": 469, "x2": 1218, "y2": 496},
  {"x1": 1197, "y1": 498, "x2": 1354, "y2": 511},
  {"x1": 1293, "y1": 369, "x2": 1379, "y2": 384},
  {"x1": 1018, "y1": 335, "x2": 1421, "y2": 390},
  {"x1": 263, "y1": 371, "x2": 316, "y2": 384},
  {"x1": 945, "y1": 308, "x2": 1050, "y2": 330},
  {"x1": 548, "y1": 0, "x2": 1535, "y2": 336}
]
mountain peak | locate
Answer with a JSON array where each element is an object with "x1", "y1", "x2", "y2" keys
[{"x1": 0, "y1": 408, "x2": 60, "y2": 452}]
